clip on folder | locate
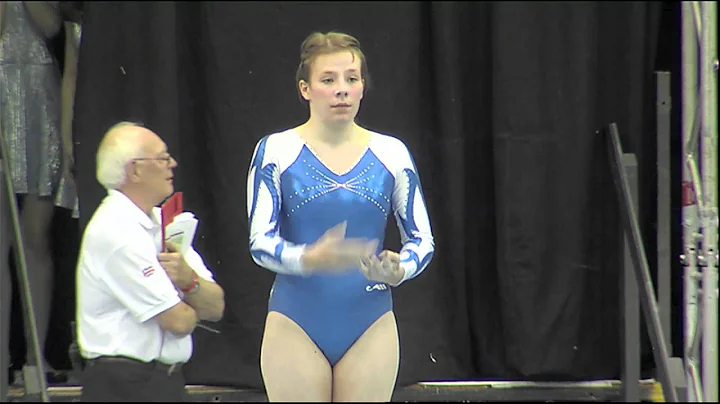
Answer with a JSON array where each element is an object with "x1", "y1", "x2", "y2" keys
[{"x1": 161, "y1": 192, "x2": 183, "y2": 251}]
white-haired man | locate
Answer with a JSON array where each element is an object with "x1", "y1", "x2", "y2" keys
[{"x1": 75, "y1": 122, "x2": 225, "y2": 401}]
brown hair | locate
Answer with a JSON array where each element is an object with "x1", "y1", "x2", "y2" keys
[{"x1": 295, "y1": 31, "x2": 371, "y2": 102}]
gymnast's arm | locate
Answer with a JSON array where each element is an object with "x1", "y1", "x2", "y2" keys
[
  {"x1": 390, "y1": 141, "x2": 435, "y2": 286},
  {"x1": 247, "y1": 136, "x2": 309, "y2": 276}
]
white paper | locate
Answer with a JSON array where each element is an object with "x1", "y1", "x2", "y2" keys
[{"x1": 164, "y1": 212, "x2": 198, "y2": 254}]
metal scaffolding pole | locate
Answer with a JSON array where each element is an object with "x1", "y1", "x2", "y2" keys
[
  {"x1": 699, "y1": 1, "x2": 718, "y2": 402},
  {"x1": 681, "y1": 2, "x2": 701, "y2": 401},
  {"x1": 682, "y1": 2, "x2": 718, "y2": 402}
]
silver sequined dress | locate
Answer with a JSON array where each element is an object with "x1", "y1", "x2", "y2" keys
[{"x1": 0, "y1": 1, "x2": 77, "y2": 216}]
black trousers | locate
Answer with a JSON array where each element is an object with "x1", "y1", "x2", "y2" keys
[{"x1": 80, "y1": 356, "x2": 187, "y2": 402}]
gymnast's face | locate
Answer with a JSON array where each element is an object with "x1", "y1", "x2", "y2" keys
[{"x1": 300, "y1": 50, "x2": 365, "y2": 124}]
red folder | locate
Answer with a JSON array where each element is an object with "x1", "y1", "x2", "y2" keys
[{"x1": 161, "y1": 192, "x2": 183, "y2": 251}]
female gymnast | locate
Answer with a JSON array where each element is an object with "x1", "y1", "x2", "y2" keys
[{"x1": 247, "y1": 31, "x2": 434, "y2": 402}]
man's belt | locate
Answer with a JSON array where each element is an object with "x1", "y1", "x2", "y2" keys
[{"x1": 87, "y1": 355, "x2": 183, "y2": 375}]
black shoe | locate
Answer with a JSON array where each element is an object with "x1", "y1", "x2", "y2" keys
[
  {"x1": 6, "y1": 369, "x2": 68, "y2": 386},
  {"x1": 46, "y1": 370, "x2": 69, "y2": 385}
]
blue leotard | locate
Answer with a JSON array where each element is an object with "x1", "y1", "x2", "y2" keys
[{"x1": 247, "y1": 128, "x2": 434, "y2": 366}]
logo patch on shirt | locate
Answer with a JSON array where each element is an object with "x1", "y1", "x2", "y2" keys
[{"x1": 142, "y1": 266, "x2": 156, "y2": 277}]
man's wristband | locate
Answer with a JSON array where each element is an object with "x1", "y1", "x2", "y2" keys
[{"x1": 181, "y1": 271, "x2": 200, "y2": 295}]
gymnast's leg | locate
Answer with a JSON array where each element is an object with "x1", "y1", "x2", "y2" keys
[
  {"x1": 260, "y1": 311, "x2": 333, "y2": 402},
  {"x1": 332, "y1": 311, "x2": 400, "y2": 402}
]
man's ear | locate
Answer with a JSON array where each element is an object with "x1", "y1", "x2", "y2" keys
[{"x1": 126, "y1": 162, "x2": 140, "y2": 183}]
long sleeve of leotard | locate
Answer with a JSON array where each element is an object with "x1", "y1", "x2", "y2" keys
[
  {"x1": 247, "y1": 135, "x2": 307, "y2": 276},
  {"x1": 389, "y1": 140, "x2": 435, "y2": 284}
]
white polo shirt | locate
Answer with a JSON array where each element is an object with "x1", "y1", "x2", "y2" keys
[{"x1": 76, "y1": 190, "x2": 216, "y2": 364}]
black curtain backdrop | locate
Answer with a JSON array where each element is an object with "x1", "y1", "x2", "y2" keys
[{"x1": 52, "y1": 0, "x2": 670, "y2": 388}]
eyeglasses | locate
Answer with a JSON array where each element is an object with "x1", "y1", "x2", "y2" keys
[{"x1": 133, "y1": 155, "x2": 174, "y2": 165}]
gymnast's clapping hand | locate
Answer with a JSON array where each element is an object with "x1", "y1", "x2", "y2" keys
[
  {"x1": 302, "y1": 221, "x2": 379, "y2": 275},
  {"x1": 360, "y1": 250, "x2": 405, "y2": 287}
]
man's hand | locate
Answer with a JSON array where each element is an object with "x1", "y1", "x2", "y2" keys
[
  {"x1": 158, "y1": 242, "x2": 195, "y2": 290},
  {"x1": 360, "y1": 250, "x2": 404, "y2": 286}
]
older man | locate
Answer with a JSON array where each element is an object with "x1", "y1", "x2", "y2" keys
[{"x1": 75, "y1": 122, "x2": 224, "y2": 402}]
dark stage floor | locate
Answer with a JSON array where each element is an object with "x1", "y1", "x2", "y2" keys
[{"x1": 7, "y1": 378, "x2": 664, "y2": 402}]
